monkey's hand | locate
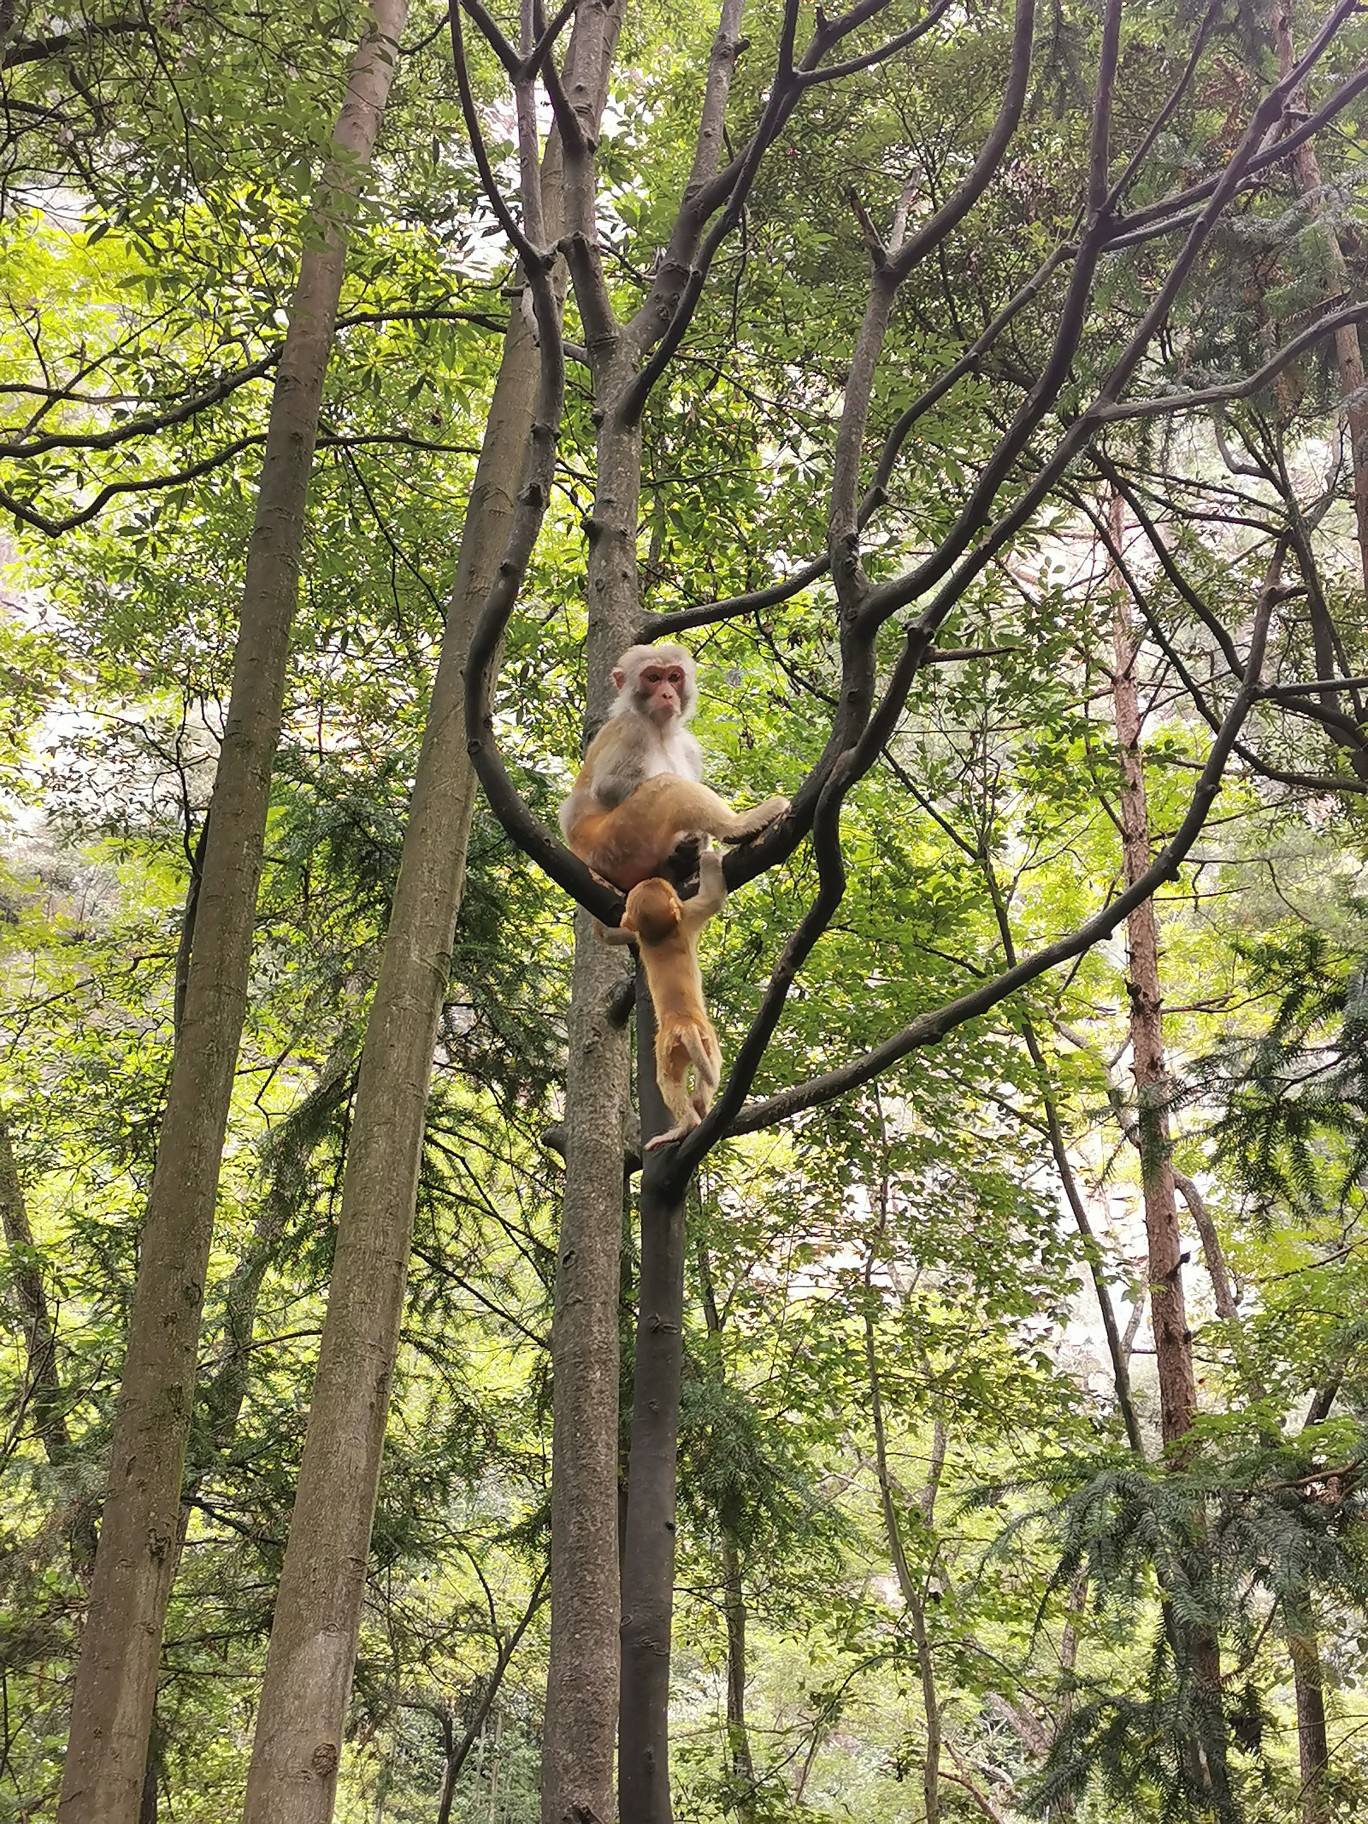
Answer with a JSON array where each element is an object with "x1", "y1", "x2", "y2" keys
[
  {"x1": 595, "y1": 919, "x2": 637, "y2": 948},
  {"x1": 692, "y1": 840, "x2": 727, "y2": 920}
]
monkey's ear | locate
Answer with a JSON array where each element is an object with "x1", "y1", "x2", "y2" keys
[{"x1": 611, "y1": 667, "x2": 626, "y2": 690}]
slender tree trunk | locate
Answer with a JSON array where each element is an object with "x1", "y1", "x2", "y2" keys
[
  {"x1": 541, "y1": 905, "x2": 633, "y2": 1824},
  {"x1": 486, "y1": 1708, "x2": 502, "y2": 1824},
  {"x1": 697, "y1": 1251, "x2": 757, "y2": 1812},
  {"x1": 617, "y1": 969, "x2": 688, "y2": 1824},
  {"x1": 1290, "y1": 1617, "x2": 1331, "y2": 1824},
  {"x1": 862, "y1": 1231, "x2": 946, "y2": 1824},
  {"x1": 0, "y1": 1114, "x2": 71, "y2": 1459},
  {"x1": 1110, "y1": 499, "x2": 1231, "y2": 1814},
  {"x1": 0, "y1": 1115, "x2": 98, "y2": 1576},
  {"x1": 435, "y1": 1711, "x2": 458, "y2": 1824},
  {"x1": 544, "y1": 13, "x2": 750, "y2": 1814},
  {"x1": 542, "y1": 150, "x2": 644, "y2": 1824},
  {"x1": 1111, "y1": 585, "x2": 1197, "y2": 1447},
  {"x1": 57, "y1": 16, "x2": 408, "y2": 1820},
  {"x1": 720, "y1": 1528, "x2": 757, "y2": 1806},
  {"x1": 240, "y1": 13, "x2": 622, "y2": 1820}
]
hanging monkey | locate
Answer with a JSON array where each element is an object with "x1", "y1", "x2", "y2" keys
[
  {"x1": 599, "y1": 842, "x2": 727, "y2": 1150},
  {"x1": 559, "y1": 643, "x2": 788, "y2": 891}
]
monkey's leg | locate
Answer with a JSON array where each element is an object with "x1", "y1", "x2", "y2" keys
[{"x1": 719, "y1": 795, "x2": 789, "y2": 842}]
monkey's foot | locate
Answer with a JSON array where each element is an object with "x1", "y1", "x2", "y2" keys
[{"x1": 645, "y1": 1117, "x2": 699, "y2": 1152}]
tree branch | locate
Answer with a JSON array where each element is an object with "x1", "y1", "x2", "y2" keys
[{"x1": 714, "y1": 580, "x2": 1277, "y2": 1145}]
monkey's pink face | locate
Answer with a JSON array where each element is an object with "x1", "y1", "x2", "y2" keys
[{"x1": 635, "y1": 662, "x2": 688, "y2": 725}]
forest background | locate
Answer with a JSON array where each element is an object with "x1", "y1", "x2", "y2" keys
[{"x1": 4, "y1": 2, "x2": 1368, "y2": 1823}]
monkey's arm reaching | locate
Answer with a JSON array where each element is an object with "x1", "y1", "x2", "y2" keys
[
  {"x1": 680, "y1": 841, "x2": 727, "y2": 935},
  {"x1": 595, "y1": 918, "x2": 637, "y2": 948}
]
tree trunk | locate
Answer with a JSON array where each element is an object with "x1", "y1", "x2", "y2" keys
[
  {"x1": 240, "y1": 13, "x2": 622, "y2": 1821},
  {"x1": 1111, "y1": 595, "x2": 1197, "y2": 1446},
  {"x1": 1, "y1": 1113, "x2": 71, "y2": 1459},
  {"x1": 540, "y1": 906, "x2": 633, "y2": 1824},
  {"x1": 57, "y1": 14, "x2": 409, "y2": 1820},
  {"x1": 435, "y1": 1711, "x2": 458, "y2": 1824},
  {"x1": 541, "y1": 84, "x2": 647, "y2": 1814},
  {"x1": 720, "y1": 1528, "x2": 757, "y2": 1806},
  {"x1": 1110, "y1": 498, "x2": 1231, "y2": 1814},
  {"x1": 1, "y1": 1114, "x2": 98, "y2": 1576},
  {"x1": 540, "y1": 513, "x2": 639, "y2": 1824},
  {"x1": 617, "y1": 969, "x2": 688, "y2": 1824},
  {"x1": 697, "y1": 1250, "x2": 757, "y2": 1814},
  {"x1": 1290, "y1": 1618, "x2": 1331, "y2": 1824}
]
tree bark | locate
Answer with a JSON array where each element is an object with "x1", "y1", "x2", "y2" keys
[
  {"x1": 698, "y1": 1248, "x2": 757, "y2": 1812},
  {"x1": 1289, "y1": 1616, "x2": 1331, "y2": 1824},
  {"x1": 720, "y1": 1528, "x2": 757, "y2": 1807},
  {"x1": 1110, "y1": 497, "x2": 1231, "y2": 1815},
  {"x1": 1111, "y1": 577, "x2": 1198, "y2": 1448},
  {"x1": 0, "y1": 1114, "x2": 99, "y2": 1577},
  {"x1": 241, "y1": 13, "x2": 625, "y2": 1818},
  {"x1": 0, "y1": 1113, "x2": 71, "y2": 1461},
  {"x1": 541, "y1": 904, "x2": 633, "y2": 1824},
  {"x1": 617, "y1": 969, "x2": 688, "y2": 1824},
  {"x1": 863, "y1": 1257, "x2": 943, "y2": 1824},
  {"x1": 57, "y1": 13, "x2": 409, "y2": 1821}
]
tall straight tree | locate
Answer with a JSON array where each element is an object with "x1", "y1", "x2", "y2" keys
[
  {"x1": 56, "y1": 8, "x2": 411, "y2": 1822},
  {"x1": 240, "y1": 8, "x2": 624, "y2": 1823},
  {"x1": 1108, "y1": 495, "x2": 1248, "y2": 1813}
]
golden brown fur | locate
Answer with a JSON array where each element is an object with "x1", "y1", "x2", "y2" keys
[
  {"x1": 599, "y1": 846, "x2": 728, "y2": 1149},
  {"x1": 560, "y1": 646, "x2": 787, "y2": 891}
]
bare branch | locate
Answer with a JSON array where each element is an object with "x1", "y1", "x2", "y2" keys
[
  {"x1": 3, "y1": 17, "x2": 145, "y2": 67},
  {"x1": 522, "y1": 0, "x2": 581, "y2": 81},
  {"x1": 448, "y1": 0, "x2": 550, "y2": 269},
  {"x1": 1111, "y1": 58, "x2": 1368, "y2": 249},
  {"x1": 713, "y1": 578, "x2": 1279, "y2": 1147},
  {"x1": 0, "y1": 307, "x2": 502, "y2": 462},
  {"x1": 1096, "y1": 301, "x2": 1368, "y2": 425},
  {"x1": 829, "y1": 0, "x2": 1037, "y2": 605},
  {"x1": 796, "y1": 0, "x2": 953, "y2": 88},
  {"x1": 455, "y1": 0, "x2": 521, "y2": 75},
  {"x1": 645, "y1": 242, "x2": 1070, "y2": 641}
]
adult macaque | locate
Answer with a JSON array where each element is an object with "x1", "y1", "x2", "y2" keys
[
  {"x1": 599, "y1": 844, "x2": 726, "y2": 1150},
  {"x1": 559, "y1": 643, "x2": 788, "y2": 891}
]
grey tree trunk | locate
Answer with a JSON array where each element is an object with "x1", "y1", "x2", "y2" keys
[
  {"x1": 697, "y1": 1252, "x2": 757, "y2": 1810},
  {"x1": 617, "y1": 973, "x2": 687, "y2": 1824},
  {"x1": 1, "y1": 1113, "x2": 99, "y2": 1577},
  {"x1": 541, "y1": 405, "x2": 642, "y2": 1824},
  {"x1": 244, "y1": 15, "x2": 623, "y2": 1823},
  {"x1": 56, "y1": 13, "x2": 409, "y2": 1822},
  {"x1": 0, "y1": 1113, "x2": 72, "y2": 1462},
  {"x1": 541, "y1": 905, "x2": 633, "y2": 1824},
  {"x1": 1290, "y1": 1617, "x2": 1331, "y2": 1824},
  {"x1": 720, "y1": 1529, "x2": 756, "y2": 1806}
]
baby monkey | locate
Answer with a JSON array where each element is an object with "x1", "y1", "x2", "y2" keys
[{"x1": 600, "y1": 841, "x2": 727, "y2": 1150}]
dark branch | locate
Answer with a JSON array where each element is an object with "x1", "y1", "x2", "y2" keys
[
  {"x1": 3, "y1": 18, "x2": 145, "y2": 67},
  {"x1": 715, "y1": 577, "x2": 1279, "y2": 1146}
]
